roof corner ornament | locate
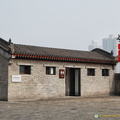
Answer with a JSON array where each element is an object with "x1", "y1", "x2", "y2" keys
[
  {"x1": 9, "y1": 38, "x2": 12, "y2": 44},
  {"x1": 117, "y1": 34, "x2": 120, "y2": 42},
  {"x1": 111, "y1": 50, "x2": 113, "y2": 56}
]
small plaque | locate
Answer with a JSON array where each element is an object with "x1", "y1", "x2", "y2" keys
[
  {"x1": 12, "y1": 75, "x2": 21, "y2": 82},
  {"x1": 59, "y1": 69, "x2": 65, "y2": 78}
]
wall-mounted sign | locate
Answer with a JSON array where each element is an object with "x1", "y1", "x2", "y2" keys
[
  {"x1": 118, "y1": 44, "x2": 120, "y2": 62},
  {"x1": 118, "y1": 44, "x2": 120, "y2": 49},
  {"x1": 118, "y1": 50, "x2": 120, "y2": 56},
  {"x1": 117, "y1": 35, "x2": 120, "y2": 62},
  {"x1": 12, "y1": 75, "x2": 21, "y2": 82},
  {"x1": 118, "y1": 57, "x2": 120, "y2": 62},
  {"x1": 59, "y1": 69, "x2": 65, "y2": 78}
]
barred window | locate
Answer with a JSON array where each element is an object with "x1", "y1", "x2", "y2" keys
[
  {"x1": 20, "y1": 65, "x2": 31, "y2": 74},
  {"x1": 87, "y1": 69, "x2": 95, "y2": 76},
  {"x1": 46, "y1": 67, "x2": 56, "y2": 75},
  {"x1": 102, "y1": 69, "x2": 109, "y2": 76}
]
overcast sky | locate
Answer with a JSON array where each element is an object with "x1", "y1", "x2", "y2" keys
[{"x1": 0, "y1": 0, "x2": 120, "y2": 51}]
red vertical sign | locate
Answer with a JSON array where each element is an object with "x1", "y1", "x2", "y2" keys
[
  {"x1": 118, "y1": 44, "x2": 120, "y2": 49},
  {"x1": 59, "y1": 69, "x2": 65, "y2": 78},
  {"x1": 118, "y1": 44, "x2": 120, "y2": 62},
  {"x1": 118, "y1": 50, "x2": 120, "y2": 56},
  {"x1": 118, "y1": 57, "x2": 120, "y2": 62}
]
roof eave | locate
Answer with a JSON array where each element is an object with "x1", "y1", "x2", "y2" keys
[{"x1": 13, "y1": 53, "x2": 117, "y2": 65}]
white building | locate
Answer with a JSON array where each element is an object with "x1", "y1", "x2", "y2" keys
[
  {"x1": 88, "y1": 40, "x2": 101, "y2": 51},
  {"x1": 102, "y1": 34, "x2": 120, "y2": 73}
]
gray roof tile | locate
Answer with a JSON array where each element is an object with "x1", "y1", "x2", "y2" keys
[{"x1": 13, "y1": 44, "x2": 114, "y2": 61}]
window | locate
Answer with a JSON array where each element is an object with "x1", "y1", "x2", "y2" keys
[
  {"x1": 87, "y1": 68, "x2": 95, "y2": 76},
  {"x1": 20, "y1": 65, "x2": 31, "y2": 74},
  {"x1": 102, "y1": 69, "x2": 109, "y2": 76},
  {"x1": 46, "y1": 67, "x2": 56, "y2": 75}
]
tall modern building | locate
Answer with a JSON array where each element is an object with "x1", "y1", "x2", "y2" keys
[
  {"x1": 102, "y1": 34, "x2": 119, "y2": 73},
  {"x1": 102, "y1": 34, "x2": 117, "y2": 56},
  {"x1": 88, "y1": 40, "x2": 101, "y2": 51}
]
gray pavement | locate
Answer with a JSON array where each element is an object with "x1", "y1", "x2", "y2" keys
[{"x1": 0, "y1": 96, "x2": 120, "y2": 120}]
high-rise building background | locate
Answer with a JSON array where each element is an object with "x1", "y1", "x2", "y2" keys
[
  {"x1": 102, "y1": 34, "x2": 119, "y2": 73},
  {"x1": 88, "y1": 40, "x2": 101, "y2": 51},
  {"x1": 102, "y1": 34, "x2": 117, "y2": 56}
]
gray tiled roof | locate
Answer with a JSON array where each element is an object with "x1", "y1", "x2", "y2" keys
[
  {"x1": 13, "y1": 44, "x2": 114, "y2": 61},
  {"x1": 0, "y1": 38, "x2": 11, "y2": 52}
]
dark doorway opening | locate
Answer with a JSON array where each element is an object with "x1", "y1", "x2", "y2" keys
[{"x1": 65, "y1": 68, "x2": 81, "y2": 96}]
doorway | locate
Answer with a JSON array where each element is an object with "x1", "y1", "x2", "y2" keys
[{"x1": 65, "y1": 68, "x2": 81, "y2": 96}]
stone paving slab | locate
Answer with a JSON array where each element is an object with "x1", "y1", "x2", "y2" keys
[{"x1": 0, "y1": 96, "x2": 120, "y2": 120}]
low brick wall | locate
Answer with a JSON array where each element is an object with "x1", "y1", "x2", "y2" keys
[{"x1": 115, "y1": 73, "x2": 120, "y2": 95}]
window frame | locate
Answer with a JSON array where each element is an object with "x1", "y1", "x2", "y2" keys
[
  {"x1": 87, "y1": 68, "x2": 95, "y2": 76},
  {"x1": 19, "y1": 65, "x2": 31, "y2": 75},
  {"x1": 46, "y1": 67, "x2": 56, "y2": 75},
  {"x1": 102, "y1": 69, "x2": 109, "y2": 76}
]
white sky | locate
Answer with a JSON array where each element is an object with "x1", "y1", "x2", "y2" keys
[{"x1": 0, "y1": 0, "x2": 120, "y2": 51}]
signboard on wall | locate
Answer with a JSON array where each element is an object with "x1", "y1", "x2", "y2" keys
[
  {"x1": 117, "y1": 35, "x2": 120, "y2": 62},
  {"x1": 118, "y1": 57, "x2": 120, "y2": 62},
  {"x1": 118, "y1": 44, "x2": 120, "y2": 62},
  {"x1": 59, "y1": 69, "x2": 65, "y2": 78},
  {"x1": 12, "y1": 75, "x2": 21, "y2": 82},
  {"x1": 118, "y1": 44, "x2": 120, "y2": 49}
]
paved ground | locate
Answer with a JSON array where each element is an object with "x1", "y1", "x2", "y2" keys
[{"x1": 0, "y1": 96, "x2": 120, "y2": 120}]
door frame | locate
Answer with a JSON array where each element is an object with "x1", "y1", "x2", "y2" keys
[{"x1": 65, "y1": 67, "x2": 81, "y2": 96}]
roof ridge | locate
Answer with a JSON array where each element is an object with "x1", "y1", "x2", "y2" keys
[
  {"x1": 91, "y1": 48, "x2": 114, "y2": 59},
  {"x1": 91, "y1": 48, "x2": 112, "y2": 54}
]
